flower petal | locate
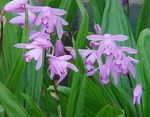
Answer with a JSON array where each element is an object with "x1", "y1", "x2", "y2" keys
[
  {"x1": 110, "y1": 34, "x2": 128, "y2": 41},
  {"x1": 87, "y1": 35, "x2": 105, "y2": 41}
]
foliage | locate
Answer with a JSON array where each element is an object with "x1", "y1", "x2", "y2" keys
[{"x1": 0, "y1": 0, "x2": 150, "y2": 117}]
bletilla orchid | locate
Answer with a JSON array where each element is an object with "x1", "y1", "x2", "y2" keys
[
  {"x1": 94, "y1": 24, "x2": 102, "y2": 34},
  {"x1": 70, "y1": 49, "x2": 98, "y2": 76},
  {"x1": 49, "y1": 55, "x2": 78, "y2": 84},
  {"x1": 15, "y1": 38, "x2": 52, "y2": 70},
  {"x1": 4, "y1": 0, "x2": 28, "y2": 13},
  {"x1": 71, "y1": 31, "x2": 139, "y2": 85},
  {"x1": 26, "y1": 5, "x2": 68, "y2": 39},
  {"x1": 133, "y1": 84, "x2": 142, "y2": 105},
  {"x1": 87, "y1": 34, "x2": 128, "y2": 56},
  {"x1": 111, "y1": 47, "x2": 139, "y2": 84}
]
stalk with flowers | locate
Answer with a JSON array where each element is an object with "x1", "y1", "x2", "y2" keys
[{"x1": 0, "y1": 0, "x2": 149, "y2": 117}]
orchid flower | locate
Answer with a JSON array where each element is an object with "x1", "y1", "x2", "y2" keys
[
  {"x1": 49, "y1": 55, "x2": 78, "y2": 84},
  {"x1": 70, "y1": 49, "x2": 99, "y2": 76},
  {"x1": 111, "y1": 47, "x2": 139, "y2": 83},
  {"x1": 26, "y1": 5, "x2": 68, "y2": 39},
  {"x1": 4, "y1": 0, "x2": 28, "y2": 13},
  {"x1": 133, "y1": 84, "x2": 142, "y2": 105},
  {"x1": 87, "y1": 34, "x2": 128, "y2": 56},
  {"x1": 15, "y1": 38, "x2": 52, "y2": 70},
  {"x1": 94, "y1": 24, "x2": 102, "y2": 34}
]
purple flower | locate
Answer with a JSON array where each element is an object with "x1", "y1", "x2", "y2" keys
[
  {"x1": 9, "y1": 11, "x2": 36, "y2": 28},
  {"x1": 87, "y1": 34, "x2": 128, "y2": 56},
  {"x1": 111, "y1": 47, "x2": 139, "y2": 84},
  {"x1": 4, "y1": 0, "x2": 28, "y2": 13},
  {"x1": 122, "y1": 0, "x2": 127, "y2": 6},
  {"x1": 15, "y1": 38, "x2": 52, "y2": 70},
  {"x1": 54, "y1": 39, "x2": 66, "y2": 57},
  {"x1": 26, "y1": 5, "x2": 68, "y2": 39},
  {"x1": 133, "y1": 84, "x2": 142, "y2": 105},
  {"x1": 70, "y1": 49, "x2": 98, "y2": 76},
  {"x1": 49, "y1": 55, "x2": 78, "y2": 84},
  {"x1": 94, "y1": 24, "x2": 102, "y2": 34}
]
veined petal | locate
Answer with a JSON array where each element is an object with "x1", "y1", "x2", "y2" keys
[
  {"x1": 58, "y1": 17, "x2": 68, "y2": 25},
  {"x1": 59, "y1": 55, "x2": 72, "y2": 61},
  {"x1": 120, "y1": 46, "x2": 138, "y2": 54},
  {"x1": 128, "y1": 63, "x2": 136, "y2": 78},
  {"x1": 36, "y1": 54, "x2": 42, "y2": 70},
  {"x1": 50, "y1": 8, "x2": 66, "y2": 15},
  {"x1": 67, "y1": 63, "x2": 78, "y2": 72},
  {"x1": 9, "y1": 15, "x2": 25, "y2": 24},
  {"x1": 110, "y1": 34, "x2": 128, "y2": 41},
  {"x1": 87, "y1": 35, "x2": 104, "y2": 41},
  {"x1": 26, "y1": 5, "x2": 43, "y2": 12},
  {"x1": 15, "y1": 43, "x2": 37, "y2": 49},
  {"x1": 56, "y1": 20, "x2": 63, "y2": 39}
]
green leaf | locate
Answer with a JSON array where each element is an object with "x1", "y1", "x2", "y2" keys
[
  {"x1": 5, "y1": 9, "x2": 29, "y2": 93},
  {"x1": 74, "y1": 75, "x2": 87, "y2": 117},
  {"x1": 0, "y1": 82, "x2": 29, "y2": 116},
  {"x1": 20, "y1": 93, "x2": 44, "y2": 117},
  {"x1": 96, "y1": 104, "x2": 125, "y2": 117},
  {"x1": 137, "y1": 29, "x2": 150, "y2": 117},
  {"x1": 136, "y1": 0, "x2": 150, "y2": 40},
  {"x1": 75, "y1": 0, "x2": 89, "y2": 48},
  {"x1": 89, "y1": 0, "x2": 105, "y2": 24}
]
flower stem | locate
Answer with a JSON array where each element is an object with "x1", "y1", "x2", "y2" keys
[{"x1": 53, "y1": 79, "x2": 63, "y2": 117}]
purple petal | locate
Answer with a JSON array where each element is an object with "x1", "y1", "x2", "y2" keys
[
  {"x1": 54, "y1": 39, "x2": 66, "y2": 57},
  {"x1": 15, "y1": 43, "x2": 37, "y2": 49},
  {"x1": 9, "y1": 15, "x2": 25, "y2": 24},
  {"x1": 26, "y1": 5, "x2": 43, "y2": 12},
  {"x1": 120, "y1": 47, "x2": 138, "y2": 54},
  {"x1": 36, "y1": 54, "x2": 42, "y2": 70},
  {"x1": 50, "y1": 8, "x2": 66, "y2": 15},
  {"x1": 67, "y1": 63, "x2": 78, "y2": 72},
  {"x1": 94, "y1": 24, "x2": 102, "y2": 34},
  {"x1": 59, "y1": 55, "x2": 72, "y2": 61},
  {"x1": 110, "y1": 34, "x2": 128, "y2": 41},
  {"x1": 87, "y1": 35, "x2": 105, "y2": 41},
  {"x1": 56, "y1": 20, "x2": 63, "y2": 39},
  {"x1": 128, "y1": 63, "x2": 136, "y2": 78}
]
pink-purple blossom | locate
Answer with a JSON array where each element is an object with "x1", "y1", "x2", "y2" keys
[
  {"x1": 15, "y1": 38, "x2": 52, "y2": 70},
  {"x1": 94, "y1": 24, "x2": 102, "y2": 34},
  {"x1": 49, "y1": 55, "x2": 78, "y2": 84},
  {"x1": 133, "y1": 84, "x2": 142, "y2": 105}
]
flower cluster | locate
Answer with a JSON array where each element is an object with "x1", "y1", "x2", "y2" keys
[
  {"x1": 4, "y1": 0, "x2": 78, "y2": 83},
  {"x1": 71, "y1": 25, "x2": 139, "y2": 85}
]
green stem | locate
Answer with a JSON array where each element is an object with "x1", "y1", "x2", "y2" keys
[{"x1": 53, "y1": 79, "x2": 63, "y2": 117}]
